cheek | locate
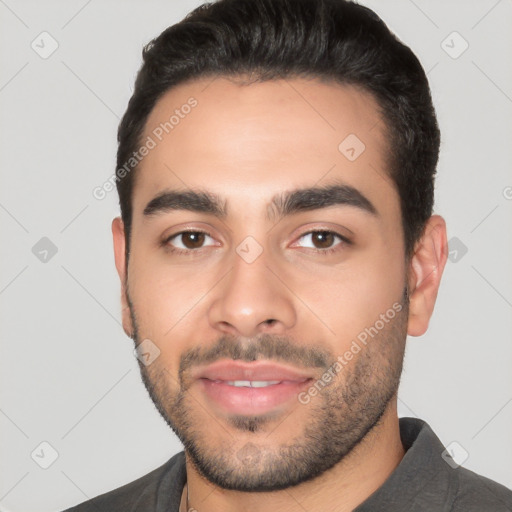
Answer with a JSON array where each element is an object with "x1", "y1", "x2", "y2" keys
[
  {"x1": 128, "y1": 256, "x2": 214, "y2": 341},
  {"x1": 352, "y1": 244, "x2": 406, "y2": 323},
  {"x1": 129, "y1": 275, "x2": 201, "y2": 375},
  {"x1": 302, "y1": 248, "x2": 405, "y2": 345}
]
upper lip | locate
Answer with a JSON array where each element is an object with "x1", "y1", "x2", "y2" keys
[{"x1": 192, "y1": 359, "x2": 315, "y2": 382}]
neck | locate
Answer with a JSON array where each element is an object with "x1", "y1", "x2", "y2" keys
[{"x1": 182, "y1": 400, "x2": 404, "y2": 512}]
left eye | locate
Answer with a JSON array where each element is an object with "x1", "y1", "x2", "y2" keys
[{"x1": 295, "y1": 230, "x2": 349, "y2": 252}]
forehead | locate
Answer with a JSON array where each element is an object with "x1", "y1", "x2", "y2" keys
[{"x1": 133, "y1": 76, "x2": 397, "y2": 220}]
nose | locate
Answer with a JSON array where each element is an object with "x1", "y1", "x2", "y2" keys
[{"x1": 207, "y1": 247, "x2": 296, "y2": 338}]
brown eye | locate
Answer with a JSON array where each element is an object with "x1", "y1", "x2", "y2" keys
[
  {"x1": 164, "y1": 231, "x2": 215, "y2": 253},
  {"x1": 295, "y1": 230, "x2": 351, "y2": 254},
  {"x1": 180, "y1": 232, "x2": 206, "y2": 249},
  {"x1": 310, "y1": 231, "x2": 336, "y2": 249}
]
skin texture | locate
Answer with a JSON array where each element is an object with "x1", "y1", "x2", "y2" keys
[{"x1": 112, "y1": 76, "x2": 448, "y2": 512}]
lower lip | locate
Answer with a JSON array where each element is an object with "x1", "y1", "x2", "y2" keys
[{"x1": 198, "y1": 378, "x2": 313, "y2": 415}]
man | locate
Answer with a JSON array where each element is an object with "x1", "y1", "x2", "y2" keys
[{"x1": 65, "y1": 0, "x2": 512, "y2": 510}]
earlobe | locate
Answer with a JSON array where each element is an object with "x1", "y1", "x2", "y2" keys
[
  {"x1": 112, "y1": 217, "x2": 134, "y2": 338},
  {"x1": 407, "y1": 215, "x2": 448, "y2": 337}
]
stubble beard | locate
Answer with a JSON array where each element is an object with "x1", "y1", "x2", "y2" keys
[{"x1": 128, "y1": 289, "x2": 409, "y2": 492}]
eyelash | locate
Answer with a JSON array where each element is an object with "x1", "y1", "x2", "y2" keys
[{"x1": 161, "y1": 229, "x2": 352, "y2": 256}]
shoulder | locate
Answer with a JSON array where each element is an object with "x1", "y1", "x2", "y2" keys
[
  {"x1": 450, "y1": 465, "x2": 512, "y2": 511},
  {"x1": 388, "y1": 418, "x2": 512, "y2": 512},
  {"x1": 61, "y1": 451, "x2": 186, "y2": 512}
]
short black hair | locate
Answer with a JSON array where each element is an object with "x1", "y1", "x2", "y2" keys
[{"x1": 116, "y1": 0, "x2": 440, "y2": 264}]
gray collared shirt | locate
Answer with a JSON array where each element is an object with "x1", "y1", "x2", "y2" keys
[{"x1": 63, "y1": 417, "x2": 512, "y2": 511}]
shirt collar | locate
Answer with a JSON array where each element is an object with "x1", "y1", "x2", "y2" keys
[{"x1": 354, "y1": 417, "x2": 459, "y2": 511}]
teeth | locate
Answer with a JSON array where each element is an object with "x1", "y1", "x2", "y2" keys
[{"x1": 225, "y1": 380, "x2": 281, "y2": 387}]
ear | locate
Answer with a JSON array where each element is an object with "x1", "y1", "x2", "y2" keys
[
  {"x1": 112, "y1": 217, "x2": 134, "y2": 338},
  {"x1": 407, "y1": 215, "x2": 448, "y2": 337}
]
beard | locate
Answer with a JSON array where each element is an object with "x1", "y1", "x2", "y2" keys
[{"x1": 127, "y1": 286, "x2": 409, "y2": 492}]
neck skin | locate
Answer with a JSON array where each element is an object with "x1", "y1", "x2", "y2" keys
[{"x1": 181, "y1": 397, "x2": 405, "y2": 512}]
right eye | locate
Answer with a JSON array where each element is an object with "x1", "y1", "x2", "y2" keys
[{"x1": 163, "y1": 230, "x2": 216, "y2": 254}]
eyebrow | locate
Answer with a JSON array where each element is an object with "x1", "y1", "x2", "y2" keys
[{"x1": 142, "y1": 182, "x2": 378, "y2": 221}]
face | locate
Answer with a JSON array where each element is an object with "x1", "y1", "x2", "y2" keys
[{"x1": 115, "y1": 76, "x2": 412, "y2": 491}]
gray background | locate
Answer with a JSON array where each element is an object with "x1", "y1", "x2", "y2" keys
[{"x1": 0, "y1": 1, "x2": 511, "y2": 511}]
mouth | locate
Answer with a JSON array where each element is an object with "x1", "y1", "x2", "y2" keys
[
  {"x1": 215, "y1": 380, "x2": 295, "y2": 387},
  {"x1": 191, "y1": 359, "x2": 315, "y2": 415}
]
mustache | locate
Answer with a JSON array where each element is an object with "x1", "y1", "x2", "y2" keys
[{"x1": 178, "y1": 333, "x2": 332, "y2": 378}]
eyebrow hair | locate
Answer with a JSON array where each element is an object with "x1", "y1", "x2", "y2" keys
[
  {"x1": 269, "y1": 182, "x2": 378, "y2": 220},
  {"x1": 144, "y1": 190, "x2": 226, "y2": 218},
  {"x1": 143, "y1": 182, "x2": 378, "y2": 220}
]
